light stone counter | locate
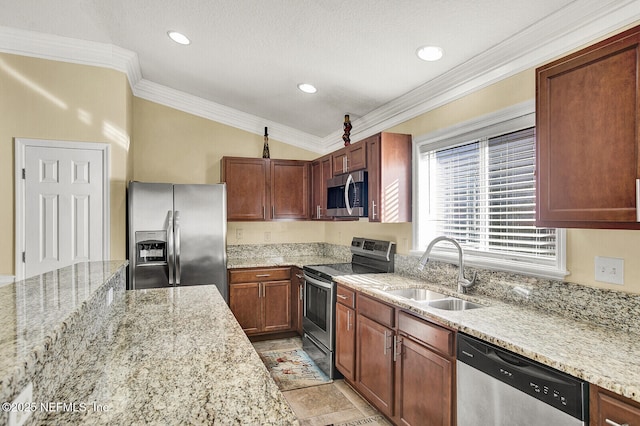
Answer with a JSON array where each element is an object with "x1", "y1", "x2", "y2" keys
[
  {"x1": 335, "y1": 273, "x2": 640, "y2": 404},
  {"x1": 44, "y1": 286, "x2": 297, "y2": 425},
  {"x1": 0, "y1": 262, "x2": 297, "y2": 425}
]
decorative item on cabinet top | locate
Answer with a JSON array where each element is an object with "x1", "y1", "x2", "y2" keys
[
  {"x1": 343, "y1": 114, "x2": 352, "y2": 146},
  {"x1": 262, "y1": 127, "x2": 270, "y2": 159}
]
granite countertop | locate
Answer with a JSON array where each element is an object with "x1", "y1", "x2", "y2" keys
[
  {"x1": 227, "y1": 255, "x2": 345, "y2": 269},
  {"x1": 45, "y1": 285, "x2": 297, "y2": 425},
  {"x1": 334, "y1": 273, "x2": 640, "y2": 403}
]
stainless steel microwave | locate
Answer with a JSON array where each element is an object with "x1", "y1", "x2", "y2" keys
[{"x1": 326, "y1": 170, "x2": 368, "y2": 217}]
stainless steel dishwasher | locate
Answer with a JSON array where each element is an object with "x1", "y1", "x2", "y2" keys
[{"x1": 457, "y1": 333, "x2": 588, "y2": 425}]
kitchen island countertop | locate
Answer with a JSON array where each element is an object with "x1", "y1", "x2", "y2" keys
[{"x1": 45, "y1": 285, "x2": 297, "y2": 425}]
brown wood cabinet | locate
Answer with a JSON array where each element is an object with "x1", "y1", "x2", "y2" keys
[
  {"x1": 311, "y1": 154, "x2": 333, "y2": 220},
  {"x1": 335, "y1": 285, "x2": 356, "y2": 381},
  {"x1": 590, "y1": 384, "x2": 640, "y2": 426},
  {"x1": 292, "y1": 266, "x2": 304, "y2": 335},
  {"x1": 395, "y1": 312, "x2": 455, "y2": 426},
  {"x1": 332, "y1": 142, "x2": 367, "y2": 176},
  {"x1": 221, "y1": 157, "x2": 311, "y2": 221},
  {"x1": 536, "y1": 25, "x2": 640, "y2": 228},
  {"x1": 336, "y1": 290, "x2": 455, "y2": 425},
  {"x1": 228, "y1": 267, "x2": 292, "y2": 335},
  {"x1": 366, "y1": 133, "x2": 413, "y2": 223}
]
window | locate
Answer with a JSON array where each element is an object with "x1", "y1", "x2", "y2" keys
[{"x1": 414, "y1": 105, "x2": 567, "y2": 279}]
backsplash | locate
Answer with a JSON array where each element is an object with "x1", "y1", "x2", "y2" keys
[
  {"x1": 394, "y1": 251, "x2": 640, "y2": 335},
  {"x1": 229, "y1": 242, "x2": 640, "y2": 334}
]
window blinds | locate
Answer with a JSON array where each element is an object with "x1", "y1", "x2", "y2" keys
[{"x1": 426, "y1": 127, "x2": 556, "y2": 262}]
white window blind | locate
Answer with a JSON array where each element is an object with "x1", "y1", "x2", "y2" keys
[{"x1": 421, "y1": 127, "x2": 559, "y2": 269}]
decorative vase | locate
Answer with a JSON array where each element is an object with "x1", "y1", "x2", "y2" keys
[
  {"x1": 343, "y1": 115, "x2": 352, "y2": 146},
  {"x1": 262, "y1": 127, "x2": 270, "y2": 159}
]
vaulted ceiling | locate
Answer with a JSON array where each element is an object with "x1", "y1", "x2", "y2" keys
[{"x1": 1, "y1": 0, "x2": 638, "y2": 153}]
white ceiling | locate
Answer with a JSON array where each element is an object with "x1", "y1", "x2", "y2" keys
[{"x1": 0, "y1": 0, "x2": 639, "y2": 153}]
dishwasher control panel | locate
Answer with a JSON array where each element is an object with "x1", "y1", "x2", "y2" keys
[{"x1": 457, "y1": 333, "x2": 588, "y2": 421}]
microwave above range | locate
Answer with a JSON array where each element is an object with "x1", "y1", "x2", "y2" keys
[{"x1": 326, "y1": 170, "x2": 368, "y2": 218}]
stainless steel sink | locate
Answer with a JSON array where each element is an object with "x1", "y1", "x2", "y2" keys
[
  {"x1": 427, "y1": 298, "x2": 484, "y2": 311},
  {"x1": 385, "y1": 288, "x2": 448, "y2": 302}
]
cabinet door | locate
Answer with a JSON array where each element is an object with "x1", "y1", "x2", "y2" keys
[
  {"x1": 221, "y1": 157, "x2": 269, "y2": 221},
  {"x1": 356, "y1": 314, "x2": 394, "y2": 418},
  {"x1": 395, "y1": 336, "x2": 453, "y2": 426},
  {"x1": 366, "y1": 133, "x2": 412, "y2": 223},
  {"x1": 335, "y1": 303, "x2": 356, "y2": 381},
  {"x1": 536, "y1": 26, "x2": 640, "y2": 227},
  {"x1": 229, "y1": 282, "x2": 261, "y2": 334},
  {"x1": 291, "y1": 268, "x2": 304, "y2": 335},
  {"x1": 262, "y1": 280, "x2": 292, "y2": 333},
  {"x1": 333, "y1": 148, "x2": 348, "y2": 175},
  {"x1": 348, "y1": 142, "x2": 367, "y2": 172},
  {"x1": 591, "y1": 384, "x2": 640, "y2": 426},
  {"x1": 311, "y1": 155, "x2": 333, "y2": 220},
  {"x1": 271, "y1": 160, "x2": 310, "y2": 220}
]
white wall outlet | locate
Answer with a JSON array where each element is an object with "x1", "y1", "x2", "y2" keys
[
  {"x1": 595, "y1": 256, "x2": 624, "y2": 285},
  {"x1": 236, "y1": 228, "x2": 243, "y2": 240},
  {"x1": 8, "y1": 382, "x2": 33, "y2": 426}
]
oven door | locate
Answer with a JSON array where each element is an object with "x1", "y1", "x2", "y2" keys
[{"x1": 302, "y1": 273, "x2": 335, "y2": 351}]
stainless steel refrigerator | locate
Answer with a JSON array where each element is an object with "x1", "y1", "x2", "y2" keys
[{"x1": 127, "y1": 181, "x2": 228, "y2": 302}]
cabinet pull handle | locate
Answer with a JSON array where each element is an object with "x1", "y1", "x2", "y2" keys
[
  {"x1": 317, "y1": 205, "x2": 321, "y2": 219},
  {"x1": 371, "y1": 200, "x2": 377, "y2": 220},
  {"x1": 336, "y1": 294, "x2": 348, "y2": 300},
  {"x1": 295, "y1": 274, "x2": 303, "y2": 279},
  {"x1": 606, "y1": 419, "x2": 629, "y2": 426},
  {"x1": 272, "y1": 205, "x2": 275, "y2": 218},
  {"x1": 299, "y1": 283, "x2": 303, "y2": 301},
  {"x1": 263, "y1": 206, "x2": 266, "y2": 219},
  {"x1": 347, "y1": 310, "x2": 351, "y2": 331},
  {"x1": 344, "y1": 156, "x2": 348, "y2": 172},
  {"x1": 255, "y1": 274, "x2": 270, "y2": 278},
  {"x1": 393, "y1": 335, "x2": 402, "y2": 362},
  {"x1": 636, "y1": 179, "x2": 640, "y2": 222}
]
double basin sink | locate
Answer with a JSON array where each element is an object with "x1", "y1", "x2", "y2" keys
[{"x1": 384, "y1": 288, "x2": 484, "y2": 311}]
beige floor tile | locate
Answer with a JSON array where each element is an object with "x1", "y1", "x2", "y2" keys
[
  {"x1": 252, "y1": 336, "x2": 302, "y2": 353},
  {"x1": 334, "y1": 414, "x2": 393, "y2": 426},
  {"x1": 298, "y1": 408, "x2": 364, "y2": 426},
  {"x1": 283, "y1": 383, "x2": 356, "y2": 419},
  {"x1": 333, "y1": 380, "x2": 380, "y2": 417}
]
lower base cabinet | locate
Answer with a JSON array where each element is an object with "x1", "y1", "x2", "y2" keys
[
  {"x1": 590, "y1": 384, "x2": 640, "y2": 426},
  {"x1": 337, "y1": 290, "x2": 455, "y2": 425},
  {"x1": 228, "y1": 267, "x2": 292, "y2": 336}
]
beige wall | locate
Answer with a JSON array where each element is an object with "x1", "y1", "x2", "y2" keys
[
  {"x1": 0, "y1": 53, "x2": 132, "y2": 276},
  {"x1": 5, "y1": 30, "x2": 640, "y2": 294}
]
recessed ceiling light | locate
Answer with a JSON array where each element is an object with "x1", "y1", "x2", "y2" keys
[
  {"x1": 168, "y1": 31, "x2": 190, "y2": 45},
  {"x1": 416, "y1": 45, "x2": 444, "y2": 61},
  {"x1": 297, "y1": 83, "x2": 317, "y2": 94}
]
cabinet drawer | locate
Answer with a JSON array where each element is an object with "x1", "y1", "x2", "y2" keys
[
  {"x1": 357, "y1": 293, "x2": 394, "y2": 328},
  {"x1": 229, "y1": 267, "x2": 291, "y2": 283},
  {"x1": 336, "y1": 285, "x2": 355, "y2": 308},
  {"x1": 398, "y1": 311, "x2": 454, "y2": 357}
]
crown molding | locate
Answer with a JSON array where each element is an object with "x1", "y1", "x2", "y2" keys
[
  {"x1": 1, "y1": 0, "x2": 639, "y2": 156},
  {"x1": 321, "y1": 0, "x2": 640, "y2": 153}
]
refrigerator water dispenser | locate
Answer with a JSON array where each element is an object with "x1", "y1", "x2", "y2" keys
[{"x1": 135, "y1": 231, "x2": 167, "y2": 265}]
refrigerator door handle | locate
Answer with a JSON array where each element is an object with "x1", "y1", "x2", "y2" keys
[
  {"x1": 175, "y1": 210, "x2": 181, "y2": 284},
  {"x1": 167, "y1": 210, "x2": 175, "y2": 285}
]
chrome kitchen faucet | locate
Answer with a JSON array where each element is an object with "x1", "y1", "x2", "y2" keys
[{"x1": 418, "y1": 236, "x2": 477, "y2": 294}]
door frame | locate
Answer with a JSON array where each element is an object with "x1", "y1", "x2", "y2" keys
[{"x1": 14, "y1": 138, "x2": 111, "y2": 280}]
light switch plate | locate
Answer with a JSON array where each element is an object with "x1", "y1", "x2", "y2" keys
[{"x1": 595, "y1": 256, "x2": 624, "y2": 285}]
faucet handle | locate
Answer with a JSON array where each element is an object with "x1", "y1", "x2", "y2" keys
[{"x1": 458, "y1": 271, "x2": 477, "y2": 290}]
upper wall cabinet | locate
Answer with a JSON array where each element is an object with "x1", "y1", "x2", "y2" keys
[
  {"x1": 366, "y1": 133, "x2": 413, "y2": 223},
  {"x1": 311, "y1": 154, "x2": 333, "y2": 220},
  {"x1": 221, "y1": 157, "x2": 310, "y2": 221},
  {"x1": 332, "y1": 142, "x2": 367, "y2": 176},
  {"x1": 536, "y1": 25, "x2": 640, "y2": 229}
]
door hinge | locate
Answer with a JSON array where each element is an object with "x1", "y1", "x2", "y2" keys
[
  {"x1": 22, "y1": 251, "x2": 26, "y2": 263},
  {"x1": 22, "y1": 168, "x2": 25, "y2": 179}
]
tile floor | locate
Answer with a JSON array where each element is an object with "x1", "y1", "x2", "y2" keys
[{"x1": 253, "y1": 337, "x2": 392, "y2": 426}]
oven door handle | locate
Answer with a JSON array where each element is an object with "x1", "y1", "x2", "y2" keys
[{"x1": 304, "y1": 274, "x2": 333, "y2": 290}]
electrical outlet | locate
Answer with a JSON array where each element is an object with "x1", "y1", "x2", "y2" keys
[
  {"x1": 595, "y1": 256, "x2": 624, "y2": 285},
  {"x1": 264, "y1": 231, "x2": 271, "y2": 242},
  {"x1": 8, "y1": 382, "x2": 33, "y2": 426},
  {"x1": 107, "y1": 287, "x2": 113, "y2": 306},
  {"x1": 236, "y1": 228, "x2": 243, "y2": 240}
]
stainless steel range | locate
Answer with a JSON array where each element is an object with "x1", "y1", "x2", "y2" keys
[{"x1": 302, "y1": 237, "x2": 395, "y2": 379}]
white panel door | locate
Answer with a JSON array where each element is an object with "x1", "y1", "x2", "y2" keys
[{"x1": 24, "y1": 146, "x2": 104, "y2": 278}]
